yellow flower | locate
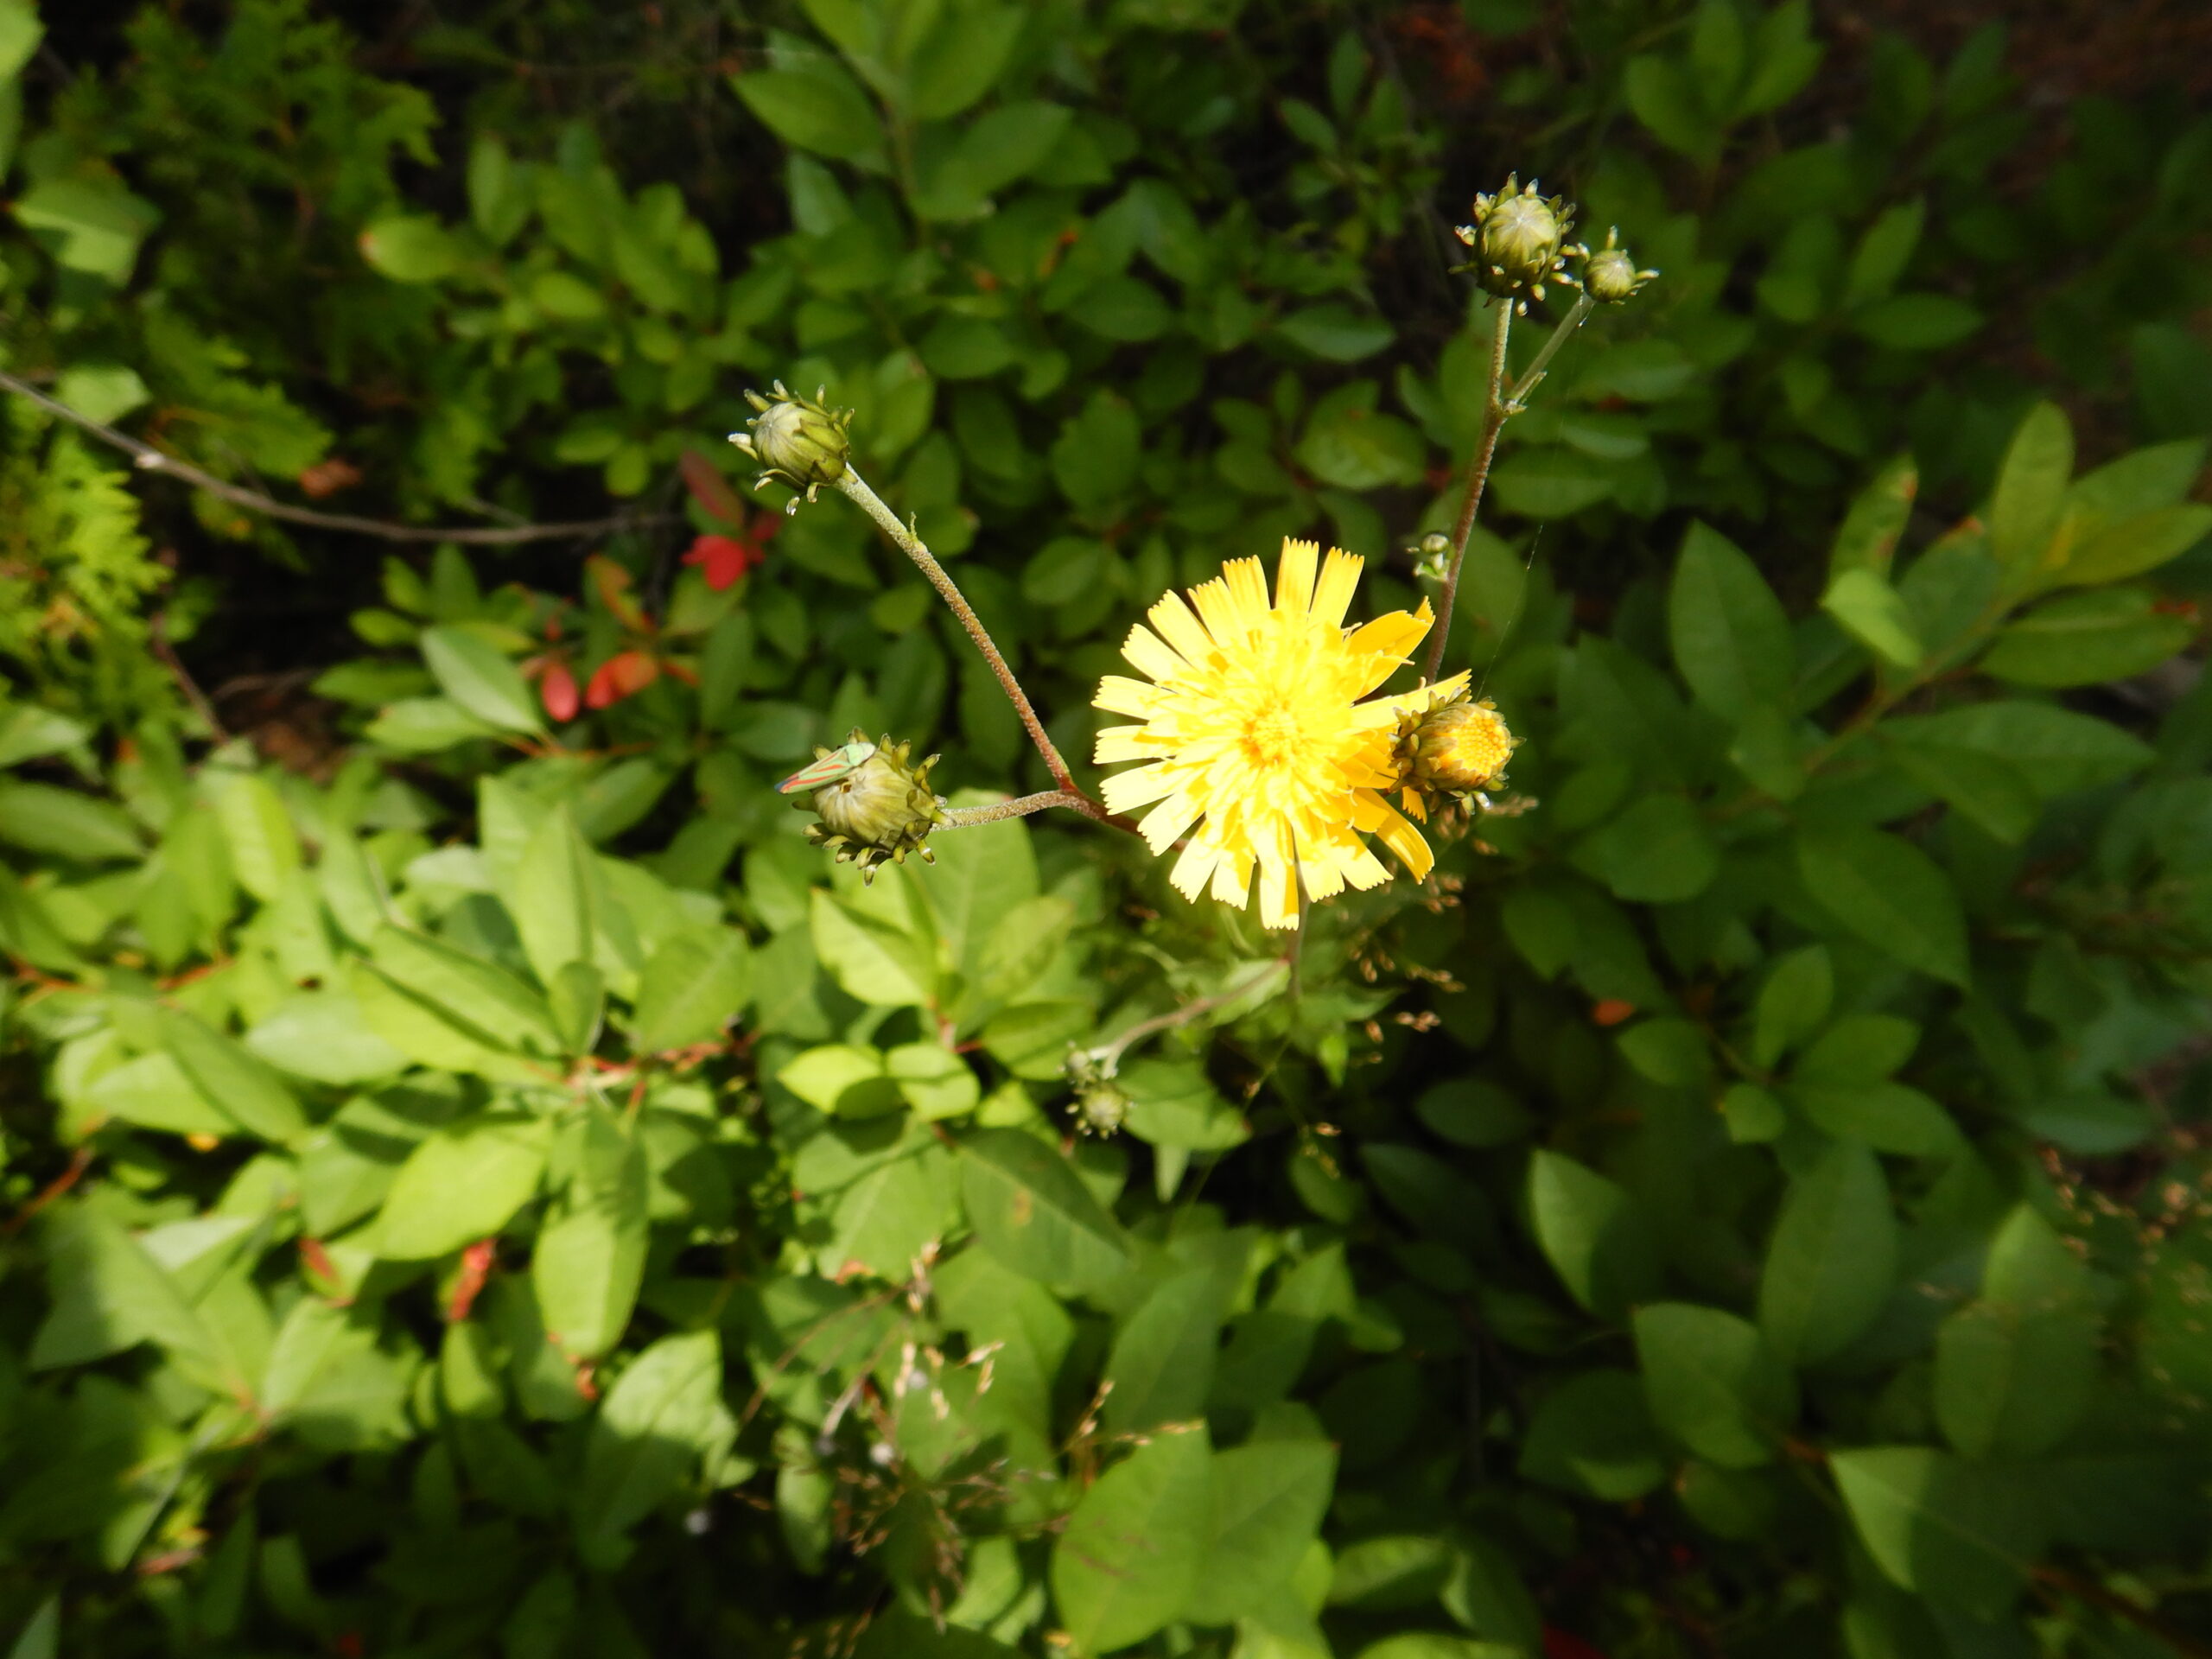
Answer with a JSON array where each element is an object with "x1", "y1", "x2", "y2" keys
[{"x1": 1093, "y1": 537, "x2": 1469, "y2": 929}]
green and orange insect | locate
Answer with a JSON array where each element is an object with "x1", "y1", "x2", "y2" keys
[{"x1": 776, "y1": 739, "x2": 876, "y2": 795}]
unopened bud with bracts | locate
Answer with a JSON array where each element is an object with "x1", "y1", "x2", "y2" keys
[
  {"x1": 1454, "y1": 175, "x2": 1576, "y2": 307},
  {"x1": 1576, "y1": 227, "x2": 1658, "y2": 306},
  {"x1": 787, "y1": 728, "x2": 947, "y2": 883},
  {"x1": 1392, "y1": 692, "x2": 1518, "y2": 804},
  {"x1": 1075, "y1": 1080, "x2": 1130, "y2": 1138},
  {"x1": 730, "y1": 381, "x2": 855, "y2": 510}
]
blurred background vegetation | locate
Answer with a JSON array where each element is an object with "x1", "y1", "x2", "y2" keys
[{"x1": 2, "y1": 1, "x2": 2211, "y2": 1656}]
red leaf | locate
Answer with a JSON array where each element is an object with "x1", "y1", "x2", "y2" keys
[
  {"x1": 680, "y1": 448, "x2": 748, "y2": 528},
  {"x1": 541, "y1": 660, "x2": 580, "y2": 722},
  {"x1": 587, "y1": 554, "x2": 651, "y2": 632},
  {"x1": 682, "y1": 531, "x2": 770, "y2": 591},
  {"x1": 585, "y1": 650, "x2": 660, "y2": 709}
]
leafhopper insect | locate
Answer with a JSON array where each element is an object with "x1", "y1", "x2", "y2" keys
[{"x1": 776, "y1": 740, "x2": 876, "y2": 795}]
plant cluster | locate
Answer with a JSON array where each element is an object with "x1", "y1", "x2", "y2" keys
[{"x1": 1, "y1": 3, "x2": 2211, "y2": 1658}]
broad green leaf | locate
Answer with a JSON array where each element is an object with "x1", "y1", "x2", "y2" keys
[
  {"x1": 82, "y1": 1052, "x2": 236, "y2": 1139},
  {"x1": 367, "y1": 924, "x2": 563, "y2": 1056},
  {"x1": 1758, "y1": 1141, "x2": 1897, "y2": 1365},
  {"x1": 1986, "y1": 402, "x2": 2074, "y2": 580},
  {"x1": 513, "y1": 808, "x2": 597, "y2": 985},
  {"x1": 777, "y1": 1044, "x2": 901, "y2": 1118},
  {"x1": 359, "y1": 215, "x2": 461, "y2": 283},
  {"x1": 886, "y1": 1040, "x2": 980, "y2": 1121},
  {"x1": 632, "y1": 926, "x2": 751, "y2": 1052},
  {"x1": 1751, "y1": 944, "x2": 1833, "y2": 1068},
  {"x1": 1669, "y1": 522, "x2": 1793, "y2": 721},
  {"x1": 1527, "y1": 1150, "x2": 1658, "y2": 1318},
  {"x1": 810, "y1": 887, "x2": 934, "y2": 1008},
  {"x1": 376, "y1": 1112, "x2": 550, "y2": 1260},
  {"x1": 1579, "y1": 793, "x2": 1717, "y2": 902},
  {"x1": 1106, "y1": 1268, "x2": 1233, "y2": 1434},
  {"x1": 732, "y1": 60, "x2": 881, "y2": 161},
  {"x1": 574, "y1": 1330, "x2": 731, "y2": 1564},
  {"x1": 29, "y1": 1205, "x2": 222, "y2": 1382},
  {"x1": 1181, "y1": 1440, "x2": 1338, "y2": 1626},
  {"x1": 1830, "y1": 1446, "x2": 2042, "y2": 1618},
  {"x1": 958, "y1": 1128, "x2": 1130, "y2": 1287},
  {"x1": 2050, "y1": 504, "x2": 2212, "y2": 590},
  {"x1": 245, "y1": 992, "x2": 411, "y2": 1085},
  {"x1": 1980, "y1": 588, "x2": 2193, "y2": 687},
  {"x1": 1327, "y1": 1534, "x2": 1452, "y2": 1610},
  {"x1": 1121, "y1": 1056, "x2": 1250, "y2": 1152},
  {"x1": 1934, "y1": 1206, "x2": 2098, "y2": 1460},
  {"x1": 0, "y1": 1, "x2": 45, "y2": 83},
  {"x1": 215, "y1": 774, "x2": 302, "y2": 903},
  {"x1": 1520, "y1": 1369, "x2": 1667, "y2": 1500},
  {"x1": 826, "y1": 1146, "x2": 955, "y2": 1281},
  {"x1": 1880, "y1": 730, "x2": 2041, "y2": 842},
  {"x1": 906, "y1": 3, "x2": 1021, "y2": 118},
  {"x1": 1355, "y1": 1640, "x2": 1522, "y2": 1659},
  {"x1": 1052, "y1": 1424, "x2": 1214, "y2": 1654},
  {"x1": 12, "y1": 176, "x2": 158, "y2": 281},
  {"x1": 909, "y1": 799, "x2": 1037, "y2": 993},
  {"x1": 419, "y1": 625, "x2": 543, "y2": 732},
  {"x1": 1881, "y1": 702, "x2": 2152, "y2": 798},
  {"x1": 0, "y1": 783, "x2": 143, "y2": 863},
  {"x1": 1794, "y1": 1082, "x2": 1960, "y2": 1156},
  {"x1": 1821, "y1": 568, "x2": 1923, "y2": 667},
  {"x1": 1634, "y1": 1303, "x2": 1798, "y2": 1468},
  {"x1": 4, "y1": 1598, "x2": 56, "y2": 1659},
  {"x1": 533, "y1": 1107, "x2": 648, "y2": 1362},
  {"x1": 1796, "y1": 824, "x2": 1967, "y2": 985},
  {"x1": 159, "y1": 1010, "x2": 308, "y2": 1144}
]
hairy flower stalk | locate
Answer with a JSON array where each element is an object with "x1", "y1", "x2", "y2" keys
[{"x1": 1094, "y1": 537, "x2": 1469, "y2": 929}]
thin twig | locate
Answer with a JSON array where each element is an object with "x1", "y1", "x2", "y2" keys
[
  {"x1": 149, "y1": 616, "x2": 226, "y2": 741},
  {"x1": 833, "y1": 468, "x2": 1095, "y2": 811},
  {"x1": 1422, "y1": 297, "x2": 1514, "y2": 684},
  {"x1": 0, "y1": 370, "x2": 669, "y2": 546},
  {"x1": 1074, "y1": 959, "x2": 1289, "y2": 1077}
]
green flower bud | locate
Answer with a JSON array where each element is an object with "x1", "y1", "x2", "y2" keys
[
  {"x1": 1578, "y1": 227, "x2": 1658, "y2": 306},
  {"x1": 1075, "y1": 1080, "x2": 1130, "y2": 1137},
  {"x1": 1392, "y1": 693, "x2": 1518, "y2": 801},
  {"x1": 731, "y1": 381, "x2": 855, "y2": 509},
  {"x1": 799, "y1": 729, "x2": 947, "y2": 883},
  {"x1": 1455, "y1": 175, "x2": 1576, "y2": 304}
]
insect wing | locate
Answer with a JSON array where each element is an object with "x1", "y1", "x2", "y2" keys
[{"x1": 776, "y1": 741, "x2": 874, "y2": 795}]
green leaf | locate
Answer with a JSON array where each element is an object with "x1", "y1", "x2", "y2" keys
[
  {"x1": 4, "y1": 1598, "x2": 56, "y2": 1659},
  {"x1": 420, "y1": 625, "x2": 544, "y2": 734},
  {"x1": 1821, "y1": 568, "x2": 1923, "y2": 667},
  {"x1": 906, "y1": 3, "x2": 1021, "y2": 118},
  {"x1": 1052, "y1": 1424, "x2": 1214, "y2": 1654},
  {"x1": 1933, "y1": 1206, "x2": 2098, "y2": 1460},
  {"x1": 1751, "y1": 944, "x2": 1832, "y2": 1068},
  {"x1": 359, "y1": 215, "x2": 462, "y2": 283},
  {"x1": 777, "y1": 1043, "x2": 901, "y2": 1118},
  {"x1": 513, "y1": 806, "x2": 598, "y2": 987},
  {"x1": 1793, "y1": 1082, "x2": 1960, "y2": 1156},
  {"x1": 1489, "y1": 449, "x2": 1614, "y2": 518},
  {"x1": 732, "y1": 60, "x2": 882, "y2": 161},
  {"x1": 0, "y1": 1, "x2": 45, "y2": 82},
  {"x1": 215, "y1": 774, "x2": 301, "y2": 903},
  {"x1": 1624, "y1": 54, "x2": 1719, "y2": 164},
  {"x1": 29, "y1": 1205, "x2": 222, "y2": 1380},
  {"x1": 1980, "y1": 588, "x2": 2193, "y2": 687},
  {"x1": 367, "y1": 924, "x2": 563, "y2": 1056},
  {"x1": 533, "y1": 1106, "x2": 648, "y2": 1362},
  {"x1": 12, "y1": 176, "x2": 159, "y2": 282},
  {"x1": 0, "y1": 783, "x2": 143, "y2": 863},
  {"x1": 810, "y1": 887, "x2": 935, "y2": 1008},
  {"x1": 1527, "y1": 1150, "x2": 1659, "y2": 1319},
  {"x1": 1829, "y1": 1447, "x2": 2041, "y2": 1618},
  {"x1": 80, "y1": 1052, "x2": 235, "y2": 1139},
  {"x1": 1121, "y1": 1057, "x2": 1250, "y2": 1152},
  {"x1": 632, "y1": 926, "x2": 752, "y2": 1052},
  {"x1": 575, "y1": 1330, "x2": 730, "y2": 1563},
  {"x1": 1579, "y1": 793, "x2": 1718, "y2": 902},
  {"x1": 1295, "y1": 386, "x2": 1425, "y2": 490},
  {"x1": 1795, "y1": 823, "x2": 1967, "y2": 985},
  {"x1": 1182, "y1": 1440, "x2": 1337, "y2": 1625},
  {"x1": 957, "y1": 1128, "x2": 1130, "y2": 1287},
  {"x1": 1879, "y1": 731, "x2": 2040, "y2": 843},
  {"x1": 826, "y1": 1145, "x2": 955, "y2": 1279},
  {"x1": 1276, "y1": 304, "x2": 1394, "y2": 362},
  {"x1": 1851, "y1": 294, "x2": 1982, "y2": 349},
  {"x1": 1828, "y1": 454, "x2": 1918, "y2": 579},
  {"x1": 160, "y1": 1010, "x2": 309, "y2": 1145},
  {"x1": 1328, "y1": 1534, "x2": 1452, "y2": 1610},
  {"x1": 1520, "y1": 1369, "x2": 1667, "y2": 1500},
  {"x1": 376, "y1": 1112, "x2": 551, "y2": 1260},
  {"x1": 1758, "y1": 1141, "x2": 1897, "y2": 1365},
  {"x1": 245, "y1": 992, "x2": 411, "y2": 1085},
  {"x1": 1106, "y1": 1268, "x2": 1234, "y2": 1434},
  {"x1": 1986, "y1": 402, "x2": 2074, "y2": 579},
  {"x1": 2051, "y1": 504, "x2": 2212, "y2": 590},
  {"x1": 1669, "y1": 522, "x2": 1794, "y2": 721},
  {"x1": 1635, "y1": 1303, "x2": 1797, "y2": 1468},
  {"x1": 1891, "y1": 702, "x2": 2157, "y2": 796}
]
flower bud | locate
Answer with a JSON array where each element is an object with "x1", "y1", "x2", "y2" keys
[
  {"x1": 1578, "y1": 227, "x2": 1658, "y2": 306},
  {"x1": 798, "y1": 730, "x2": 947, "y2": 882},
  {"x1": 730, "y1": 381, "x2": 855, "y2": 509},
  {"x1": 1075, "y1": 1080, "x2": 1130, "y2": 1137},
  {"x1": 1455, "y1": 176, "x2": 1575, "y2": 303},
  {"x1": 1392, "y1": 694, "x2": 1517, "y2": 800}
]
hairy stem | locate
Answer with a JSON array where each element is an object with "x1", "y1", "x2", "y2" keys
[
  {"x1": 1077, "y1": 961, "x2": 1287, "y2": 1077},
  {"x1": 1504, "y1": 292, "x2": 1595, "y2": 410},
  {"x1": 0, "y1": 370, "x2": 667, "y2": 546},
  {"x1": 1421, "y1": 298, "x2": 1514, "y2": 685},
  {"x1": 834, "y1": 467, "x2": 1092, "y2": 808},
  {"x1": 938, "y1": 791, "x2": 1092, "y2": 828}
]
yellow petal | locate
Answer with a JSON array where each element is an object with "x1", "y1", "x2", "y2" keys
[
  {"x1": 1095, "y1": 675, "x2": 1158, "y2": 717},
  {"x1": 1170, "y1": 837, "x2": 1220, "y2": 902},
  {"x1": 1121, "y1": 623, "x2": 1185, "y2": 684},
  {"x1": 1222, "y1": 556, "x2": 1270, "y2": 630},
  {"x1": 1275, "y1": 537, "x2": 1319, "y2": 615},
  {"x1": 1210, "y1": 845, "x2": 1253, "y2": 906},
  {"x1": 1103, "y1": 764, "x2": 1180, "y2": 814},
  {"x1": 1357, "y1": 790, "x2": 1433, "y2": 879},
  {"x1": 1137, "y1": 789, "x2": 1202, "y2": 854},
  {"x1": 1188, "y1": 577, "x2": 1241, "y2": 645},
  {"x1": 1257, "y1": 854, "x2": 1299, "y2": 929},
  {"x1": 1346, "y1": 607, "x2": 1429, "y2": 671},
  {"x1": 1094, "y1": 725, "x2": 1166, "y2": 765},
  {"x1": 1148, "y1": 589, "x2": 1214, "y2": 663},
  {"x1": 1313, "y1": 548, "x2": 1363, "y2": 627}
]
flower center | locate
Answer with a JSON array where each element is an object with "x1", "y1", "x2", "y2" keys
[{"x1": 1238, "y1": 703, "x2": 1307, "y2": 772}]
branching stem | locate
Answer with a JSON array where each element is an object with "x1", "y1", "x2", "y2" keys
[
  {"x1": 834, "y1": 467, "x2": 1099, "y2": 814},
  {"x1": 0, "y1": 370, "x2": 667, "y2": 545},
  {"x1": 1420, "y1": 292, "x2": 1596, "y2": 684}
]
